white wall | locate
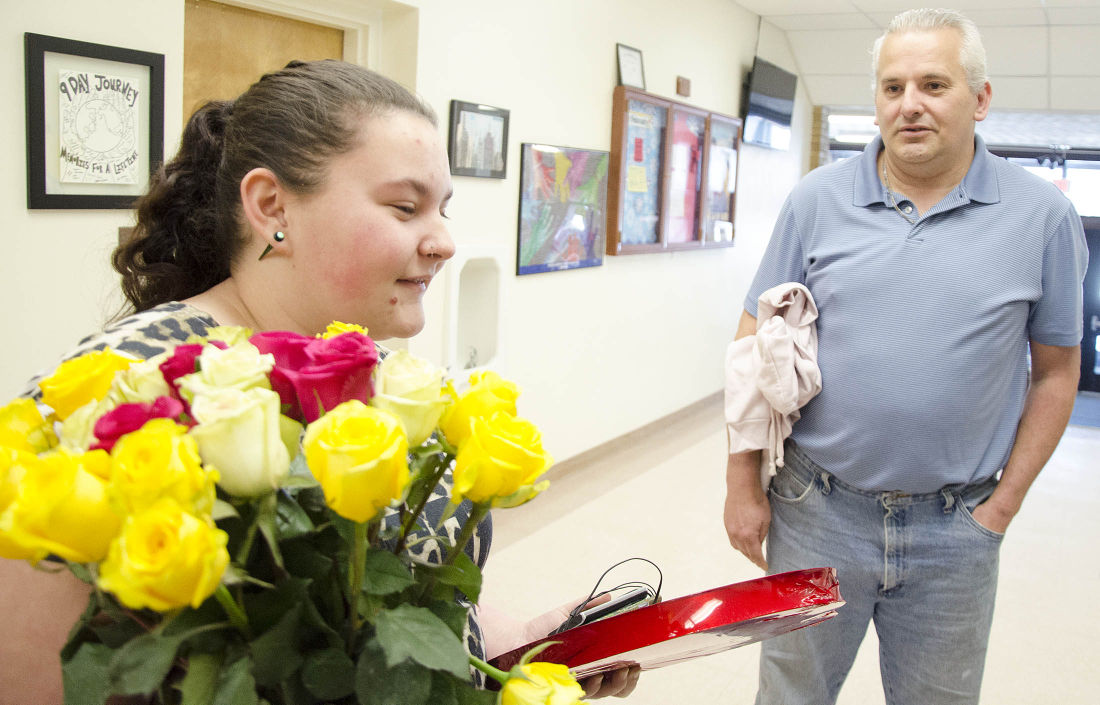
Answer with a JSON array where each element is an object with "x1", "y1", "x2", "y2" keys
[
  {"x1": 1, "y1": 0, "x2": 184, "y2": 398},
  {"x1": 0, "y1": 0, "x2": 811, "y2": 464}
]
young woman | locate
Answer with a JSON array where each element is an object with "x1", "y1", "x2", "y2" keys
[{"x1": 0, "y1": 60, "x2": 636, "y2": 702}]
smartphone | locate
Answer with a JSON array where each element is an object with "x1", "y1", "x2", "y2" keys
[{"x1": 550, "y1": 587, "x2": 653, "y2": 635}]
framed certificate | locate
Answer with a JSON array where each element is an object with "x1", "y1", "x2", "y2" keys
[{"x1": 616, "y1": 43, "x2": 646, "y2": 90}]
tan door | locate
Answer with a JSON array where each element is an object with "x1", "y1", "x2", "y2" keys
[{"x1": 183, "y1": 0, "x2": 344, "y2": 120}]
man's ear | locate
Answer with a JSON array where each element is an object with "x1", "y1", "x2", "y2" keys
[
  {"x1": 240, "y1": 167, "x2": 288, "y2": 248},
  {"x1": 973, "y1": 81, "x2": 992, "y2": 122}
]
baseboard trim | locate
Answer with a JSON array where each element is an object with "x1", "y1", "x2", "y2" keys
[{"x1": 545, "y1": 390, "x2": 723, "y2": 484}]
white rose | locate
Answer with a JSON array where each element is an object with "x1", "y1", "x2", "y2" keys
[
  {"x1": 178, "y1": 342, "x2": 274, "y2": 402},
  {"x1": 370, "y1": 351, "x2": 447, "y2": 446},
  {"x1": 105, "y1": 354, "x2": 172, "y2": 406},
  {"x1": 188, "y1": 387, "x2": 290, "y2": 497}
]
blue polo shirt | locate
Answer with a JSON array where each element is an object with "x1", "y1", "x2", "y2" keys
[{"x1": 745, "y1": 135, "x2": 1088, "y2": 492}]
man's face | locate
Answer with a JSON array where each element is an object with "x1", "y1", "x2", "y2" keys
[{"x1": 874, "y1": 28, "x2": 991, "y2": 174}]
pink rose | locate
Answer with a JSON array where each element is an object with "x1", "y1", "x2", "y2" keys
[
  {"x1": 159, "y1": 342, "x2": 228, "y2": 397},
  {"x1": 91, "y1": 397, "x2": 186, "y2": 452},
  {"x1": 250, "y1": 331, "x2": 378, "y2": 423}
]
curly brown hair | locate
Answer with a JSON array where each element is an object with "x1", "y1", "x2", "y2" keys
[{"x1": 113, "y1": 60, "x2": 437, "y2": 314}]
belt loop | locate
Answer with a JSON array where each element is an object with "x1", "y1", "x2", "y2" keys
[
  {"x1": 819, "y1": 471, "x2": 833, "y2": 495},
  {"x1": 941, "y1": 488, "x2": 956, "y2": 514}
]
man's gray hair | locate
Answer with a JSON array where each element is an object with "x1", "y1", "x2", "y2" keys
[{"x1": 871, "y1": 8, "x2": 988, "y2": 94}]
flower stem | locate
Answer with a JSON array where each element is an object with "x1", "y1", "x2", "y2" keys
[
  {"x1": 443, "y1": 502, "x2": 489, "y2": 566},
  {"x1": 349, "y1": 521, "x2": 369, "y2": 632},
  {"x1": 214, "y1": 584, "x2": 250, "y2": 637},
  {"x1": 468, "y1": 654, "x2": 510, "y2": 686},
  {"x1": 395, "y1": 457, "x2": 450, "y2": 554}
]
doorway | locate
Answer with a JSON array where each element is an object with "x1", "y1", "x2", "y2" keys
[{"x1": 1081, "y1": 217, "x2": 1100, "y2": 393}]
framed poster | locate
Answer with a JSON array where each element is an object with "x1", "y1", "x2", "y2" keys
[
  {"x1": 24, "y1": 33, "x2": 164, "y2": 209},
  {"x1": 448, "y1": 100, "x2": 509, "y2": 178},
  {"x1": 516, "y1": 143, "x2": 609, "y2": 276}
]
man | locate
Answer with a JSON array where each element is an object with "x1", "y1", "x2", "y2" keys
[{"x1": 724, "y1": 8, "x2": 1088, "y2": 705}]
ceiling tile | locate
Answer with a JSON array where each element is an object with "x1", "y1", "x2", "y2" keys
[
  {"x1": 985, "y1": 76, "x2": 1050, "y2": 110},
  {"x1": 767, "y1": 13, "x2": 877, "y2": 31},
  {"x1": 1051, "y1": 76, "x2": 1100, "y2": 111},
  {"x1": 733, "y1": 0, "x2": 857, "y2": 16},
  {"x1": 1046, "y1": 7, "x2": 1100, "y2": 25},
  {"x1": 786, "y1": 29, "x2": 881, "y2": 75},
  {"x1": 1051, "y1": 26, "x2": 1100, "y2": 75},
  {"x1": 982, "y1": 26, "x2": 1048, "y2": 76},
  {"x1": 802, "y1": 74, "x2": 875, "y2": 108},
  {"x1": 960, "y1": 8, "x2": 1049, "y2": 26}
]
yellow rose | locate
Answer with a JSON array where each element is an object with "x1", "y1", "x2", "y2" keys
[
  {"x1": 0, "y1": 449, "x2": 121, "y2": 563},
  {"x1": 39, "y1": 348, "x2": 135, "y2": 419},
  {"x1": 303, "y1": 401, "x2": 409, "y2": 523},
  {"x1": 98, "y1": 498, "x2": 229, "y2": 611},
  {"x1": 189, "y1": 387, "x2": 291, "y2": 497},
  {"x1": 320, "y1": 321, "x2": 368, "y2": 339},
  {"x1": 110, "y1": 418, "x2": 217, "y2": 516},
  {"x1": 177, "y1": 342, "x2": 274, "y2": 402},
  {"x1": 452, "y1": 412, "x2": 552, "y2": 508},
  {"x1": 104, "y1": 355, "x2": 172, "y2": 406},
  {"x1": 0, "y1": 448, "x2": 41, "y2": 561},
  {"x1": 439, "y1": 371, "x2": 520, "y2": 447},
  {"x1": 0, "y1": 397, "x2": 57, "y2": 453},
  {"x1": 501, "y1": 662, "x2": 585, "y2": 705},
  {"x1": 370, "y1": 350, "x2": 447, "y2": 446}
]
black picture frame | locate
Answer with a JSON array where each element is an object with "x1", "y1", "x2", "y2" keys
[
  {"x1": 24, "y1": 32, "x2": 165, "y2": 209},
  {"x1": 447, "y1": 100, "x2": 509, "y2": 179},
  {"x1": 616, "y1": 43, "x2": 646, "y2": 90}
]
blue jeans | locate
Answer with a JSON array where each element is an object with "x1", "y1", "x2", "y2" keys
[{"x1": 756, "y1": 442, "x2": 1004, "y2": 705}]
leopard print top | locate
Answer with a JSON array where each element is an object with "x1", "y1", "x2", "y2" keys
[{"x1": 22, "y1": 301, "x2": 492, "y2": 668}]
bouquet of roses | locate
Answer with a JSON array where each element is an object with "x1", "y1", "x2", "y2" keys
[{"x1": 0, "y1": 323, "x2": 585, "y2": 705}]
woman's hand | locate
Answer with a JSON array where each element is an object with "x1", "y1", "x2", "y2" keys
[{"x1": 480, "y1": 597, "x2": 643, "y2": 699}]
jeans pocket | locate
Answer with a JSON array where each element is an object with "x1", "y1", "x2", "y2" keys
[
  {"x1": 956, "y1": 494, "x2": 1006, "y2": 542},
  {"x1": 769, "y1": 463, "x2": 815, "y2": 504}
]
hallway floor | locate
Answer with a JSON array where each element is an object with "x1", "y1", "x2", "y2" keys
[{"x1": 482, "y1": 395, "x2": 1100, "y2": 704}]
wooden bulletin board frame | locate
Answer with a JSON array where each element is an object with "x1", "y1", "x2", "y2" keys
[{"x1": 607, "y1": 85, "x2": 742, "y2": 255}]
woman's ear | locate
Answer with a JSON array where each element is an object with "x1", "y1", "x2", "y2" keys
[{"x1": 240, "y1": 168, "x2": 288, "y2": 249}]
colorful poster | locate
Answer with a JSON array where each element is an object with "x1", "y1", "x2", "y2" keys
[
  {"x1": 57, "y1": 69, "x2": 141, "y2": 184},
  {"x1": 517, "y1": 144, "x2": 609, "y2": 275}
]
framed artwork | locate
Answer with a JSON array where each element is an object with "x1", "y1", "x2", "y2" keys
[
  {"x1": 607, "y1": 86, "x2": 741, "y2": 255},
  {"x1": 24, "y1": 33, "x2": 164, "y2": 209},
  {"x1": 516, "y1": 143, "x2": 609, "y2": 276},
  {"x1": 616, "y1": 43, "x2": 646, "y2": 90},
  {"x1": 448, "y1": 100, "x2": 509, "y2": 178}
]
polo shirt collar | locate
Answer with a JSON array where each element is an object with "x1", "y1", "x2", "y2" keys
[{"x1": 853, "y1": 134, "x2": 1000, "y2": 208}]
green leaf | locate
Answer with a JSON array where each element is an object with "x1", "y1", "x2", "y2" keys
[
  {"x1": 109, "y1": 631, "x2": 187, "y2": 695},
  {"x1": 411, "y1": 552, "x2": 483, "y2": 603},
  {"x1": 301, "y1": 648, "x2": 355, "y2": 700},
  {"x1": 373, "y1": 604, "x2": 469, "y2": 679},
  {"x1": 248, "y1": 602, "x2": 304, "y2": 687},
  {"x1": 455, "y1": 682, "x2": 498, "y2": 705},
  {"x1": 427, "y1": 601, "x2": 470, "y2": 640},
  {"x1": 280, "y1": 537, "x2": 334, "y2": 580},
  {"x1": 356, "y1": 641, "x2": 432, "y2": 705},
  {"x1": 178, "y1": 651, "x2": 223, "y2": 705},
  {"x1": 362, "y1": 548, "x2": 415, "y2": 596},
  {"x1": 255, "y1": 492, "x2": 285, "y2": 571},
  {"x1": 211, "y1": 655, "x2": 259, "y2": 705},
  {"x1": 62, "y1": 643, "x2": 112, "y2": 705},
  {"x1": 428, "y1": 671, "x2": 460, "y2": 705},
  {"x1": 275, "y1": 491, "x2": 315, "y2": 539}
]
